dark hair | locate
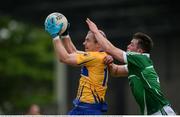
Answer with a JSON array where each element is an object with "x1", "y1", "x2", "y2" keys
[{"x1": 133, "y1": 32, "x2": 154, "y2": 53}]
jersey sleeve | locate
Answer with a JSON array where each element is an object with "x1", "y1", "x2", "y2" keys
[
  {"x1": 76, "y1": 52, "x2": 95, "y2": 66},
  {"x1": 123, "y1": 52, "x2": 147, "y2": 69}
]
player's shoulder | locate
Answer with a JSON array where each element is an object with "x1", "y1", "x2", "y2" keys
[
  {"x1": 87, "y1": 51, "x2": 107, "y2": 56},
  {"x1": 127, "y1": 51, "x2": 140, "y2": 55},
  {"x1": 75, "y1": 51, "x2": 91, "y2": 59},
  {"x1": 85, "y1": 52, "x2": 107, "y2": 61},
  {"x1": 76, "y1": 51, "x2": 107, "y2": 60},
  {"x1": 127, "y1": 51, "x2": 150, "y2": 57},
  {"x1": 76, "y1": 51, "x2": 101, "y2": 59}
]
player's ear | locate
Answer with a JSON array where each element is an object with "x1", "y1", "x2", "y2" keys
[{"x1": 137, "y1": 48, "x2": 144, "y2": 53}]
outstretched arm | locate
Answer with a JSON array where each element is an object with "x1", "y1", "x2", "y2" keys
[
  {"x1": 44, "y1": 15, "x2": 79, "y2": 66},
  {"x1": 108, "y1": 63, "x2": 128, "y2": 77},
  {"x1": 86, "y1": 18, "x2": 126, "y2": 63},
  {"x1": 60, "y1": 24, "x2": 77, "y2": 53},
  {"x1": 61, "y1": 36, "x2": 84, "y2": 54},
  {"x1": 103, "y1": 55, "x2": 128, "y2": 77}
]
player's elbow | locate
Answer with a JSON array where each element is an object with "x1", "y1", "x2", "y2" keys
[
  {"x1": 59, "y1": 58, "x2": 69, "y2": 65},
  {"x1": 59, "y1": 58, "x2": 65, "y2": 63},
  {"x1": 57, "y1": 54, "x2": 68, "y2": 64},
  {"x1": 57, "y1": 53, "x2": 77, "y2": 66}
]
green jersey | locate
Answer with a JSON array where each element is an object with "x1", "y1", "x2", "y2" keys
[{"x1": 123, "y1": 51, "x2": 169, "y2": 115}]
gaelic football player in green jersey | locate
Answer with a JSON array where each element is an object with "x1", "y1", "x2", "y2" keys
[{"x1": 86, "y1": 18, "x2": 176, "y2": 115}]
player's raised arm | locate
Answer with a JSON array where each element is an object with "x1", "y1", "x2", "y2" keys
[
  {"x1": 52, "y1": 38, "x2": 78, "y2": 66},
  {"x1": 62, "y1": 36, "x2": 77, "y2": 53},
  {"x1": 44, "y1": 13, "x2": 78, "y2": 66},
  {"x1": 86, "y1": 18, "x2": 126, "y2": 63},
  {"x1": 60, "y1": 23, "x2": 78, "y2": 53}
]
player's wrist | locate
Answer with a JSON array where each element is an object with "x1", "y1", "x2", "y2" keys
[
  {"x1": 94, "y1": 30, "x2": 101, "y2": 35},
  {"x1": 51, "y1": 33, "x2": 59, "y2": 38},
  {"x1": 60, "y1": 34, "x2": 70, "y2": 39},
  {"x1": 53, "y1": 35, "x2": 60, "y2": 40},
  {"x1": 60, "y1": 23, "x2": 70, "y2": 39}
]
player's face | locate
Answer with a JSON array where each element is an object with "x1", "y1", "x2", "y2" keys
[
  {"x1": 127, "y1": 39, "x2": 141, "y2": 52},
  {"x1": 83, "y1": 32, "x2": 99, "y2": 52}
]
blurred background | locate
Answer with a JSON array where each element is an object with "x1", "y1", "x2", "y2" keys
[{"x1": 0, "y1": 0, "x2": 179, "y2": 115}]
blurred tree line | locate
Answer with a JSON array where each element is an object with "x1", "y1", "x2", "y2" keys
[{"x1": 0, "y1": 16, "x2": 55, "y2": 114}]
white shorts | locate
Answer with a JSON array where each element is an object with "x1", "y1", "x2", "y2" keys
[{"x1": 152, "y1": 105, "x2": 176, "y2": 115}]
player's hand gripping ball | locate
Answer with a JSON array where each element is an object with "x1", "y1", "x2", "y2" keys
[{"x1": 44, "y1": 12, "x2": 68, "y2": 38}]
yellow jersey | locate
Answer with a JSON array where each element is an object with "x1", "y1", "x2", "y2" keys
[{"x1": 75, "y1": 51, "x2": 108, "y2": 104}]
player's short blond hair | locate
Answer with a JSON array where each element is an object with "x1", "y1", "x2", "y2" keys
[{"x1": 88, "y1": 30, "x2": 106, "y2": 43}]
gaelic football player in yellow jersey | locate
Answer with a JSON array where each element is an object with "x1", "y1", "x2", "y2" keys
[{"x1": 45, "y1": 19, "x2": 110, "y2": 115}]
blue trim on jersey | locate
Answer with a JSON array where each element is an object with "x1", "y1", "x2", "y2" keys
[
  {"x1": 102, "y1": 67, "x2": 108, "y2": 86},
  {"x1": 81, "y1": 66, "x2": 88, "y2": 77},
  {"x1": 78, "y1": 86, "x2": 84, "y2": 101},
  {"x1": 91, "y1": 90, "x2": 99, "y2": 103},
  {"x1": 94, "y1": 90, "x2": 101, "y2": 103}
]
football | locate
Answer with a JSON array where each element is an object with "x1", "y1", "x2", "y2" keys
[{"x1": 45, "y1": 12, "x2": 68, "y2": 34}]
